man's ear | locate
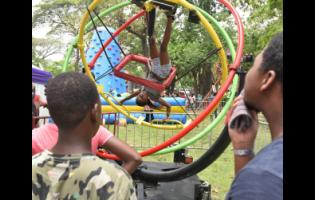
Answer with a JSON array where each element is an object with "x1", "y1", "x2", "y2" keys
[{"x1": 260, "y1": 70, "x2": 276, "y2": 92}]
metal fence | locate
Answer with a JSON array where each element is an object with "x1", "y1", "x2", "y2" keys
[
  {"x1": 32, "y1": 99, "x2": 271, "y2": 154},
  {"x1": 32, "y1": 116, "x2": 50, "y2": 129},
  {"x1": 104, "y1": 100, "x2": 271, "y2": 153}
]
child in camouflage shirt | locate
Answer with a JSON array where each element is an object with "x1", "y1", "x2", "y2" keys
[{"x1": 32, "y1": 72, "x2": 137, "y2": 200}]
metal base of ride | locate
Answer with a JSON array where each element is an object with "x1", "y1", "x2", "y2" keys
[{"x1": 134, "y1": 161, "x2": 211, "y2": 200}]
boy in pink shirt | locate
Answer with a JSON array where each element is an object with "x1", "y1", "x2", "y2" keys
[
  {"x1": 32, "y1": 122, "x2": 142, "y2": 174},
  {"x1": 32, "y1": 123, "x2": 113, "y2": 155},
  {"x1": 32, "y1": 80, "x2": 144, "y2": 175}
]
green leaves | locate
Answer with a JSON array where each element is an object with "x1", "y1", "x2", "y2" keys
[
  {"x1": 232, "y1": 0, "x2": 283, "y2": 70},
  {"x1": 32, "y1": 0, "x2": 282, "y2": 93},
  {"x1": 32, "y1": 37, "x2": 63, "y2": 68}
]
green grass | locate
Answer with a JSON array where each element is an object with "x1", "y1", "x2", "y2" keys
[{"x1": 105, "y1": 114, "x2": 271, "y2": 200}]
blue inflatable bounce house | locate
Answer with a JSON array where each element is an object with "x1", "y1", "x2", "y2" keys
[{"x1": 86, "y1": 27, "x2": 126, "y2": 97}]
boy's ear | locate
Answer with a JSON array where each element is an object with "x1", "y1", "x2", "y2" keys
[
  {"x1": 260, "y1": 70, "x2": 276, "y2": 92},
  {"x1": 90, "y1": 103, "x2": 99, "y2": 122}
]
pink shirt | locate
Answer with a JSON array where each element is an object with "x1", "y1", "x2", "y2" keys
[{"x1": 32, "y1": 124, "x2": 113, "y2": 155}]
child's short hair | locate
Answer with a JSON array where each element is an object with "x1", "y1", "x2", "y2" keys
[
  {"x1": 46, "y1": 72, "x2": 99, "y2": 129},
  {"x1": 261, "y1": 32, "x2": 283, "y2": 84}
]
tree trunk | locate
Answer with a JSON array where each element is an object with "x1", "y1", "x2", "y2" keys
[
  {"x1": 141, "y1": 27, "x2": 150, "y2": 77},
  {"x1": 198, "y1": 65, "x2": 212, "y2": 97},
  {"x1": 74, "y1": 48, "x2": 80, "y2": 72},
  {"x1": 192, "y1": 71, "x2": 198, "y2": 95},
  {"x1": 141, "y1": 30, "x2": 149, "y2": 57},
  {"x1": 167, "y1": 79, "x2": 176, "y2": 94}
]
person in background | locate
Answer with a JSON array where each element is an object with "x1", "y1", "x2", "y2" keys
[{"x1": 32, "y1": 84, "x2": 47, "y2": 128}]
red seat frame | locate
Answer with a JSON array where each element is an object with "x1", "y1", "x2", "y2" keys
[{"x1": 113, "y1": 54, "x2": 176, "y2": 92}]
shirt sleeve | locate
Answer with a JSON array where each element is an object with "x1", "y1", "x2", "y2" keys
[
  {"x1": 93, "y1": 126, "x2": 114, "y2": 147},
  {"x1": 226, "y1": 168, "x2": 283, "y2": 200},
  {"x1": 32, "y1": 124, "x2": 58, "y2": 155}
]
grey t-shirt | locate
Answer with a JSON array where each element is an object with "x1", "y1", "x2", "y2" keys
[
  {"x1": 143, "y1": 72, "x2": 162, "y2": 101},
  {"x1": 226, "y1": 136, "x2": 283, "y2": 200}
]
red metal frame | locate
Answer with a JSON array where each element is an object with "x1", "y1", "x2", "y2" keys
[{"x1": 113, "y1": 54, "x2": 176, "y2": 92}]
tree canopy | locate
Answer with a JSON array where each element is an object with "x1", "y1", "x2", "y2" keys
[{"x1": 32, "y1": 0, "x2": 283, "y2": 95}]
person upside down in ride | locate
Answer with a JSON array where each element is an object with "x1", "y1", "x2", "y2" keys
[{"x1": 119, "y1": 11, "x2": 175, "y2": 120}]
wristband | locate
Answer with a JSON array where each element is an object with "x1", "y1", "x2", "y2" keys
[{"x1": 233, "y1": 149, "x2": 254, "y2": 156}]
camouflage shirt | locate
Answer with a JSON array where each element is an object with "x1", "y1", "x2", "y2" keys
[{"x1": 32, "y1": 150, "x2": 137, "y2": 200}]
